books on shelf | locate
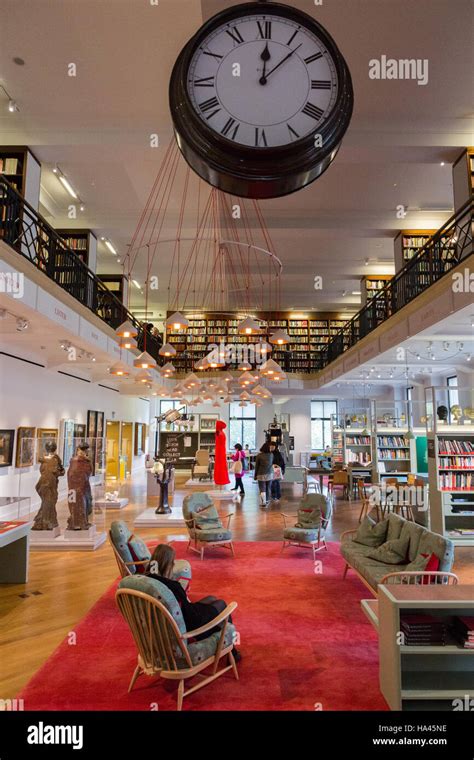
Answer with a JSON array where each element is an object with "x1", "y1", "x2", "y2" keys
[
  {"x1": 439, "y1": 472, "x2": 473, "y2": 490},
  {"x1": 451, "y1": 616, "x2": 474, "y2": 648},
  {"x1": 400, "y1": 614, "x2": 448, "y2": 646},
  {"x1": 438, "y1": 439, "x2": 474, "y2": 455},
  {"x1": 0, "y1": 157, "x2": 19, "y2": 175},
  {"x1": 377, "y1": 435, "x2": 409, "y2": 448},
  {"x1": 439, "y1": 456, "x2": 474, "y2": 469}
]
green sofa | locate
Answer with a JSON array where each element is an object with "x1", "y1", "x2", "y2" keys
[{"x1": 341, "y1": 512, "x2": 455, "y2": 594}]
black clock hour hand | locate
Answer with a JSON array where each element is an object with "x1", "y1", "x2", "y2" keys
[
  {"x1": 259, "y1": 43, "x2": 302, "y2": 85},
  {"x1": 260, "y1": 43, "x2": 271, "y2": 83}
]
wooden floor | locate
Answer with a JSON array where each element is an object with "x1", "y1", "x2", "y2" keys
[{"x1": 1, "y1": 471, "x2": 473, "y2": 701}]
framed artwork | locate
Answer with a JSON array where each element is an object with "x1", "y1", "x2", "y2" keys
[
  {"x1": 16, "y1": 426, "x2": 36, "y2": 468},
  {"x1": 134, "y1": 423, "x2": 146, "y2": 456},
  {"x1": 61, "y1": 419, "x2": 75, "y2": 468},
  {"x1": 96, "y1": 412, "x2": 104, "y2": 439},
  {"x1": 0, "y1": 430, "x2": 15, "y2": 467},
  {"x1": 74, "y1": 423, "x2": 86, "y2": 443},
  {"x1": 36, "y1": 428, "x2": 58, "y2": 462},
  {"x1": 95, "y1": 411, "x2": 105, "y2": 476},
  {"x1": 87, "y1": 410, "x2": 97, "y2": 437}
]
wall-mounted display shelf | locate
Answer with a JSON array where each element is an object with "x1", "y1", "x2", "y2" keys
[{"x1": 365, "y1": 584, "x2": 474, "y2": 711}]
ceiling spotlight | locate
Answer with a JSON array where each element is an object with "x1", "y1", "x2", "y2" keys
[
  {"x1": 342, "y1": 290, "x2": 347, "y2": 297},
  {"x1": 364, "y1": 258, "x2": 369, "y2": 266},
  {"x1": 457, "y1": 341, "x2": 464, "y2": 351},
  {"x1": 79, "y1": 204, "x2": 85, "y2": 212},
  {"x1": 8, "y1": 99, "x2": 18, "y2": 113},
  {"x1": 376, "y1": 373, "x2": 381, "y2": 379},
  {"x1": 105, "y1": 241, "x2": 118, "y2": 256},
  {"x1": 16, "y1": 317, "x2": 29, "y2": 331},
  {"x1": 466, "y1": 354, "x2": 471, "y2": 362},
  {"x1": 443, "y1": 341, "x2": 450, "y2": 351},
  {"x1": 416, "y1": 353, "x2": 421, "y2": 360},
  {"x1": 440, "y1": 161, "x2": 445, "y2": 167}
]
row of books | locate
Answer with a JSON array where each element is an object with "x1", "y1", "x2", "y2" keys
[
  {"x1": 400, "y1": 614, "x2": 447, "y2": 646},
  {"x1": 439, "y1": 472, "x2": 473, "y2": 490},
  {"x1": 452, "y1": 616, "x2": 474, "y2": 648},
  {"x1": 438, "y1": 439, "x2": 474, "y2": 455},
  {"x1": 439, "y1": 457, "x2": 474, "y2": 469},
  {"x1": 377, "y1": 436, "x2": 409, "y2": 447},
  {"x1": 62, "y1": 237, "x2": 87, "y2": 250},
  {"x1": 346, "y1": 436, "x2": 371, "y2": 445},
  {"x1": 378, "y1": 451, "x2": 410, "y2": 460},
  {"x1": 346, "y1": 451, "x2": 371, "y2": 465},
  {"x1": 0, "y1": 157, "x2": 19, "y2": 174}
]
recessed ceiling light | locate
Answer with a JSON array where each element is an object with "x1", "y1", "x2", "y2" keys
[{"x1": 440, "y1": 162, "x2": 445, "y2": 166}]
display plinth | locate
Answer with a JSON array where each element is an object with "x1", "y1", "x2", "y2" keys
[
  {"x1": 94, "y1": 498, "x2": 129, "y2": 510},
  {"x1": 30, "y1": 527, "x2": 61, "y2": 541},
  {"x1": 196, "y1": 488, "x2": 234, "y2": 500},
  {"x1": 134, "y1": 507, "x2": 186, "y2": 527},
  {"x1": 30, "y1": 525, "x2": 106, "y2": 551},
  {"x1": 184, "y1": 478, "x2": 214, "y2": 487}
]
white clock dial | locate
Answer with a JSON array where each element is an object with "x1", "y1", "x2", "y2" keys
[{"x1": 187, "y1": 13, "x2": 339, "y2": 148}]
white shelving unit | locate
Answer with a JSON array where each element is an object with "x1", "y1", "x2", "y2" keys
[{"x1": 362, "y1": 584, "x2": 474, "y2": 711}]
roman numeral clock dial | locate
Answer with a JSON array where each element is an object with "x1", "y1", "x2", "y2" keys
[{"x1": 169, "y1": 1, "x2": 353, "y2": 198}]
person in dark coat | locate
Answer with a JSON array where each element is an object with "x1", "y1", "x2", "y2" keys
[
  {"x1": 253, "y1": 441, "x2": 273, "y2": 506},
  {"x1": 269, "y1": 442, "x2": 286, "y2": 501}
]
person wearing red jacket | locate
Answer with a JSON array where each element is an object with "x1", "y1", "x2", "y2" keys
[{"x1": 213, "y1": 419, "x2": 230, "y2": 486}]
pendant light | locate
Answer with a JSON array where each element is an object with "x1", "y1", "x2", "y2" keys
[
  {"x1": 239, "y1": 400, "x2": 248, "y2": 408},
  {"x1": 195, "y1": 356, "x2": 209, "y2": 370},
  {"x1": 159, "y1": 342, "x2": 177, "y2": 358},
  {"x1": 223, "y1": 394, "x2": 232, "y2": 403},
  {"x1": 115, "y1": 320, "x2": 138, "y2": 339},
  {"x1": 238, "y1": 361, "x2": 252, "y2": 372},
  {"x1": 118, "y1": 336, "x2": 138, "y2": 350},
  {"x1": 133, "y1": 350, "x2": 157, "y2": 369},
  {"x1": 257, "y1": 341, "x2": 272, "y2": 357},
  {"x1": 260, "y1": 358, "x2": 283, "y2": 376},
  {"x1": 207, "y1": 378, "x2": 217, "y2": 389},
  {"x1": 109, "y1": 360, "x2": 130, "y2": 377},
  {"x1": 183, "y1": 372, "x2": 200, "y2": 389},
  {"x1": 165, "y1": 311, "x2": 189, "y2": 331},
  {"x1": 212, "y1": 400, "x2": 221, "y2": 408},
  {"x1": 269, "y1": 328, "x2": 290, "y2": 346},
  {"x1": 206, "y1": 351, "x2": 225, "y2": 369},
  {"x1": 237, "y1": 316, "x2": 261, "y2": 335},
  {"x1": 222, "y1": 371, "x2": 234, "y2": 383},
  {"x1": 135, "y1": 368, "x2": 153, "y2": 384},
  {"x1": 160, "y1": 361, "x2": 175, "y2": 376},
  {"x1": 239, "y1": 391, "x2": 251, "y2": 401}
]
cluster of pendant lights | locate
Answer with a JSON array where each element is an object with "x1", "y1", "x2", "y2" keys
[{"x1": 109, "y1": 312, "x2": 288, "y2": 402}]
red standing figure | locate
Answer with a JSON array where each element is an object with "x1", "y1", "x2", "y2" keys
[{"x1": 214, "y1": 420, "x2": 230, "y2": 486}]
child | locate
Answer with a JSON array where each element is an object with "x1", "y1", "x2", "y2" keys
[{"x1": 230, "y1": 444, "x2": 245, "y2": 496}]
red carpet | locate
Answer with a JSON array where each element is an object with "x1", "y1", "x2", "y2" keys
[{"x1": 18, "y1": 541, "x2": 387, "y2": 711}]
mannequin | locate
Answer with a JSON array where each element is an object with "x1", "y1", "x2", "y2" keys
[
  {"x1": 32, "y1": 442, "x2": 65, "y2": 531},
  {"x1": 67, "y1": 443, "x2": 93, "y2": 530},
  {"x1": 214, "y1": 420, "x2": 230, "y2": 486}
]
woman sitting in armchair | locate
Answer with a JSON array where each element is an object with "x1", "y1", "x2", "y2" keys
[{"x1": 146, "y1": 544, "x2": 241, "y2": 659}]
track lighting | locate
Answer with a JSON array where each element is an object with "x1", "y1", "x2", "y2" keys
[
  {"x1": 8, "y1": 99, "x2": 18, "y2": 113},
  {"x1": 105, "y1": 240, "x2": 118, "y2": 256}
]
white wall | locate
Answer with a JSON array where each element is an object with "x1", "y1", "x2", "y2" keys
[{"x1": 0, "y1": 353, "x2": 151, "y2": 507}]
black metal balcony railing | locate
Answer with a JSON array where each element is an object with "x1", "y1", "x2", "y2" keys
[
  {"x1": 322, "y1": 198, "x2": 473, "y2": 368},
  {"x1": 0, "y1": 176, "x2": 162, "y2": 361}
]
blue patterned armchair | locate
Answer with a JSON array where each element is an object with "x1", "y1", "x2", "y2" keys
[
  {"x1": 281, "y1": 493, "x2": 332, "y2": 559},
  {"x1": 109, "y1": 520, "x2": 191, "y2": 590},
  {"x1": 182, "y1": 492, "x2": 234, "y2": 560},
  {"x1": 116, "y1": 575, "x2": 238, "y2": 710}
]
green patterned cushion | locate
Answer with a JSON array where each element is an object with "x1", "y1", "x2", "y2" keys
[
  {"x1": 366, "y1": 536, "x2": 409, "y2": 565},
  {"x1": 182, "y1": 492, "x2": 214, "y2": 522},
  {"x1": 110, "y1": 520, "x2": 136, "y2": 571},
  {"x1": 192, "y1": 505, "x2": 222, "y2": 531},
  {"x1": 194, "y1": 528, "x2": 232, "y2": 542},
  {"x1": 354, "y1": 516, "x2": 388, "y2": 547},
  {"x1": 284, "y1": 527, "x2": 320, "y2": 543},
  {"x1": 118, "y1": 575, "x2": 186, "y2": 634},
  {"x1": 187, "y1": 624, "x2": 236, "y2": 667},
  {"x1": 128, "y1": 535, "x2": 151, "y2": 564}
]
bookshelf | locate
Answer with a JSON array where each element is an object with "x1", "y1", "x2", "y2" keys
[
  {"x1": 97, "y1": 274, "x2": 127, "y2": 304},
  {"x1": 0, "y1": 146, "x2": 41, "y2": 209},
  {"x1": 394, "y1": 230, "x2": 435, "y2": 272},
  {"x1": 56, "y1": 229, "x2": 97, "y2": 271},
  {"x1": 360, "y1": 275, "x2": 393, "y2": 306},
  {"x1": 331, "y1": 418, "x2": 344, "y2": 463},
  {"x1": 452, "y1": 147, "x2": 474, "y2": 213},
  {"x1": 345, "y1": 431, "x2": 373, "y2": 465},
  {"x1": 364, "y1": 584, "x2": 474, "y2": 711},
  {"x1": 428, "y1": 431, "x2": 474, "y2": 546},
  {"x1": 373, "y1": 430, "x2": 416, "y2": 482},
  {"x1": 166, "y1": 311, "x2": 351, "y2": 375}
]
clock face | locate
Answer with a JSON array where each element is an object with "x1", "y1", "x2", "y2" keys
[{"x1": 187, "y1": 12, "x2": 339, "y2": 148}]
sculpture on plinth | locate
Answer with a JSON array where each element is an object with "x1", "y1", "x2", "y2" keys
[
  {"x1": 67, "y1": 443, "x2": 93, "y2": 530},
  {"x1": 32, "y1": 442, "x2": 65, "y2": 531}
]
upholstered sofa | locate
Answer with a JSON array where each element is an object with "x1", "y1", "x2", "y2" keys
[
  {"x1": 182, "y1": 492, "x2": 234, "y2": 559},
  {"x1": 109, "y1": 520, "x2": 192, "y2": 589},
  {"x1": 341, "y1": 513, "x2": 455, "y2": 594}
]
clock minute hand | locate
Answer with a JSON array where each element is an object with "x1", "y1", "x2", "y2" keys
[{"x1": 259, "y1": 43, "x2": 302, "y2": 85}]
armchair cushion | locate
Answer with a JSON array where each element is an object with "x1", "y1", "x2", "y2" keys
[
  {"x1": 187, "y1": 624, "x2": 236, "y2": 666},
  {"x1": 366, "y1": 536, "x2": 409, "y2": 565},
  {"x1": 171, "y1": 559, "x2": 192, "y2": 591},
  {"x1": 284, "y1": 527, "x2": 320, "y2": 543},
  {"x1": 182, "y1": 492, "x2": 214, "y2": 522},
  {"x1": 192, "y1": 505, "x2": 222, "y2": 531},
  {"x1": 354, "y1": 516, "x2": 388, "y2": 547},
  {"x1": 194, "y1": 528, "x2": 232, "y2": 542},
  {"x1": 110, "y1": 520, "x2": 137, "y2": 570},
  {"x1": 118, "y1": 574, "x2": 186, "y2": 634},
  {"x1": 128, "y1": 535, "x2": 151, "y2": 563},
  {"x1": 404, "y1": 553, "x2": 430, "y2": 572}
]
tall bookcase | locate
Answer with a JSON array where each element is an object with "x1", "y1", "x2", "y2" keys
[
  {"x1": 452, "y1": 147, "x2": 474, "y2": 213},
  {"x1": 360, "y1": 275, "x2": 393, "y2": 306},
  {"x1": 394, "y1": 230, "x2": 435, "y2": 273},
  {"x1": 373, "y1": 429, "x2": 415, "y2": 482},
  {"x1": 56, "y1": 229, "x2": 97, "y2": 272},
  {"x1": 166, "y1": 311, "x2": 351, "y2": 374},
  {"x1": 0, "y1": 146, "x2": 41, "y2": 209},
  {"x1": 428, "y1": 429, "x2": 474, "y2": 547}
]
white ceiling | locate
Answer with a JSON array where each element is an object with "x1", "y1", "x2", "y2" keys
[{"x1": 0, "y1": 0, "x2": 472, "y2": 315}]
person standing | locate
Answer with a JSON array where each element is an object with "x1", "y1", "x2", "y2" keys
[
  {"x1": 230, "y1": 444, "x2": 245, "y2": 496},
  {"x1": 269, "y1": 442, "x2": 286, "y2": 501},
  {"x1": 253, "y1": 441, "x2": 273, "y2": 507}
]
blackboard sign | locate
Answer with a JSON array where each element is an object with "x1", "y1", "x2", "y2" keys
[{"x1": 161, "y1": 433, "x2": 180, "y2": 465}]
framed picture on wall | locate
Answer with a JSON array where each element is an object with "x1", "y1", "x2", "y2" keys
[
  {"x1": 87, "y1": 410, "x2": 97, "y2": 438},
  {"x1": 0, "y1": 429, "x2": 15, "y2": 467},
  {"x1": 16, "y1": 426, "x2": 36, "y2": 468},
  {"x1": 96, "y1": 412, "x2": 104, "y2": 439},
  {"x1": 134, "y1": 422, "x2": 146, "y2": 455},
  {"x1": 36, "y1": 428, "x2": 58, "y2": 462},
  {"x1": 61, "y1": 419, "x2": 75, "y2": 468},
  {"x1": 74, "y1": 423, "x2": 86, "y2": 444}
]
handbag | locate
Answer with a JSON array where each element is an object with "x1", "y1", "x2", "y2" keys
[{"x1": 231, "y1": 454, "x2": 243, "y2": 474}]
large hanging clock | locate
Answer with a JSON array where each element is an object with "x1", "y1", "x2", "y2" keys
[{"x1": 169, "y1": 1, "x2": 353, "y2": 199}]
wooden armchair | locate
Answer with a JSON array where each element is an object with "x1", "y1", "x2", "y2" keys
[
  {"x1": 182, "y1": 492, "x2": 234, "y2": 560},
  {"x1": 281, "y1": 493, "x2": 332, "y2": 559},
  {"x1": 116, "y1": 576, "x2": 238, "y2": 710},
  {"x1": 328, "y1": 469, "x2": 349, "y2": 500}
]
